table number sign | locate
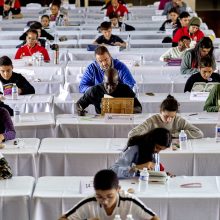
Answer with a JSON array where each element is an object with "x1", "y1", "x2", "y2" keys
[
  {"x1": 151, "y1": 16, "x2": 166, "y2": 21},
  {"x1": 80, "y1": 180, "x2": 94, "y2": 194},
  {"x1": 104, "y1": 113, "x2": 134, "y2": 123},
  {"x1": 190, "y1": 92, "x2": 209, "y2": 101}
]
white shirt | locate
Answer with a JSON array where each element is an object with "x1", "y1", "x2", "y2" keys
[{"x1": 66, "y1": 190, "x2": 156, "y2": 220}]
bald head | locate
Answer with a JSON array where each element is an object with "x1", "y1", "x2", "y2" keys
[{"x1": 104, "y1": 68, "x2": 119, "y2": 94}]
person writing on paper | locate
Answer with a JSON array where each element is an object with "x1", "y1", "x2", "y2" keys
[
  {"x1": 49, "y1": 1, "x2": 64, "y2": 26},
  {"x1": 159, "y1": 7, "x2": 180, "y2": 32},
  {"x1": 111, "y1": 128, "x2": 171, "y2": 178},
  {"x1": 76, "y1": 68, "x2": 142, "y2": 115},
  {"x1": 180, "y1": 37, "x2": 216, "y2": 75},
  {"x1": 162, "y1": 0, "x2": 187, "y2": 16},
  {"x1": 172, "y1": 16, "x2": 205, "y2": 47},
  {"x1": 204, "y1": 84, "x2": 220, "y2": 112},
  {"x1": 94, "y1": 21, "x2": 126, "y2": 48},
  {"x1": 184, "y1": 56, "x2": 220, "y2": 92},
  {"x1": 160, "y1": 36, "x2": 190, "y2": 62},
  {"x1": 15, "y1": 29, "x2": 50, "y2": 62},
  {"x1": 0, "y1": 107, "x2": 16, "y2": 143},
  {"x1": 128, "y1": 95, "x2": 204, "y2": 139},
  {"x1": 0, "y1": 56, "x2": 35, "y2": 95},
  {"x1": 108, "y1": 12, "x2": 135, "y2": 31},
  {"x1": 58, "y1": 169, "x2": 159, "y2": 220},
  {"x1": 79, "y1": 46, "x2": 135, "y2": 93}
]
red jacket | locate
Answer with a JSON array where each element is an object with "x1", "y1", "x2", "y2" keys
[
  {"x1": 15, "y1": 44, "x2": 50, "y2": 62},
  {"x1": 172, "y1": 26, "x2": 205, "y2": 44},
  {"x1": 106, "y1": 4, "x2": 128, "y2": 17},
  {"x1": 0, "y1": 0, "x2": 20, "y2": 8}
]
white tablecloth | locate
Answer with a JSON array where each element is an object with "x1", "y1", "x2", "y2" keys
[
  {"x1": 0, "y1": 176, "x2": 35, "y2": 220},
  {"x1": 0, "y1": 138, "x2": 40, "y2": 177},
  {"x1": 4, "y1": 94, "x2": 53, "y2": 113},
  {"x1": 37, "y1": 137, "x2": 220, "y2": 176},
  {"x1": 53, "y1": 92, "x2": 205, "y2": 115},
  {"x1": 32, "y1": 176, "x2": 220, "y2": 220},
  {"x1": 55, "y1": 112, "x2": 218, "y2": 138},
  {"x1": 14, "y1": 112, "x2": 55, "y2": 139}
]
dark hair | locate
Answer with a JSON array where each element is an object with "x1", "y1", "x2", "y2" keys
[
  {"x1": 160, "y1": 95, "x2": 179, "y2": 112},
  {"x1": 95, "y1": 46, "x2": 110, "y2": 56},
  {"x1": 100, "y1": 21, "x2": 112, "y2": 30},
  {"x1": 168, "y1": 7, "x2": 179, "y2": 15},
  {"x1": 199, "y1": 56, "x2": 214, "y2": 68},
  {"x1": 94, "y1": 169, "x2": 119, "y2": 190},
  {"x1": 191, "y1": 37, "x2": 214, "y2": 68},
  {"x1": 109, "y1": 12, "x2": 119, "y2": 19},
  {"x1": 41, "y1": 14, "x2": 50, "y2": 20},
  {"x1": 26, "y1": 29, "x2": 38, "y2": 38},
  {"x1": 126, "y1": 128, "x2": 172, "y2": 164},
  {"x1": 104, "y1": 67, "x2": 118, "y2": 78},
  {"x1": 179, "y1": 11, "x2": 190, "y2": 19},
  {"x1": 179, "y1": 36, "x2": 191, "y2": 42},
  {"x1": 0, "y1": 56, "x2": 13, "y2": 66},
  {"x1": 51, "y1": 0, "x2": 61, "y2": 8},
  {"x1": 30, "y1": 21, "x2": 42, "y2": 30}
]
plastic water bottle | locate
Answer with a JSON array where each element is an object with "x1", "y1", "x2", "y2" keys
[
  {"x1": 12, "y1": 84, "x2": 18, "y2": 100},
  {"x1": 114, "y1": 215, "x2": 122, "y2": 220},
  {"x1": 127, "y1": 34, "x2": 131, "y2": 51},
  {"x1": 121, "y1": 22, "x2": 125, "y2": 32},
  {"x1": 72, "y1": 100, "x2": 75, "y2": 115},
  {"x1": 133, "y1": 84, "x2": 139, "y2": 99},
  {"x1": 138, "y1": 168, "x2": 149, "y2": 192},
  {"x1": 126, "y1": 214, "x2": 134, "y2": 220},
  {"x1": 140, "y1": 55, "x2": 144, "y2": 65},
  {"x1": 154, "y1": 153, "x2": 160, "y2": 171},
  {"x1": 179, "y1": 130, "x2": 188, "y2": 150},
  {"x1": 14, "y1": 105, "x2": 20, "y2": 123},
  {"x1": 215, "y1": 124, "x2": 220, "y2": 142}
]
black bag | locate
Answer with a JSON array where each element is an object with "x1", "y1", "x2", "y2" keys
[{"x1": 0, "y1": 155, "x2": 13, "y2": 180}]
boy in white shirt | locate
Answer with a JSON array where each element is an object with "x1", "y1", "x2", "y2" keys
[
  {"x1": 58, "y1": 169, "x2": 159, "y2": 220},
  {"x1": 160, "y1": 36, "x2": 190, "y2": 62}
]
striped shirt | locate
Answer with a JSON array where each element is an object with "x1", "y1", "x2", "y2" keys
[{"x1": 65, "y1": 190, "x2": 156, "y2": 220}]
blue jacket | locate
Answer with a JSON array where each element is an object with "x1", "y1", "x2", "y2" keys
[{"x1": 79, "y1": 58, "x2": 135, "y2": 93}]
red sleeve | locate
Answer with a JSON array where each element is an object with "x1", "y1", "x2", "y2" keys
[
  {"x1": 197, "y1": 30, "x2": 205, "y2": 42},
  {"x1": 14, "y1": 0, "x2": 21, "y2": 8},
  {"x1": 106, "y1": 6, "x2": 112, "y2": 16},
  {"x1": 0, "y1": 0, "x2": 3, "y2": 7},
  {"x1": 123, "y1": 5, "x2": 128, "y2": 14},
  {"x1": 172, "y1": 28, "x2": 182, "y2": 43},
  {"x1": 160, "y1": 163, "x2": 165, "y2": 171},
  {"x1": 41, "y1": 48, "x2": 50, "y2": 62},
  {"x1": 15, "y1": 48, "x2": 22, "y2": 59}
]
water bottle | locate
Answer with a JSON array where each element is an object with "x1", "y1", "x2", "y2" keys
[
  {"x1": 72, "y1": 100, "x2": 75, "y2": 115},
  {"x1": 133, "y1": 84, "x2": 139, "y2": 99},
  {"x1": 12, "y1": 84, "x2": 18, "y2": 100},
  {"x1": 179, "y1": 130, "x2": 188, "y2": 150},
  {"x1": 154, "y1": 153, "x2": 160, "y2": 171},
  {"x1": 127, "y1": 34, "x2": 131, "y2": 51},
  {"x1": 114, "y1": 215, "x2": 121, "y2": 220},
  {"x1": 126, "y1": 214, "x2": 134, "y2": 220},
  {"x1": 14, "y1": 105, "x2": 20, "y2": 123},
  {"x1": 140, "y1": 55, "x2": 144, "y2": 65},
  {"x1": 121, "y1": 22, "x2": 125, "y2": 32},
  {"x1": 138, "y1": 168, "x2": 149, "y2": 192},
  {"x1": 215, "y1": 124, "x2": 220, "y2": 142}
]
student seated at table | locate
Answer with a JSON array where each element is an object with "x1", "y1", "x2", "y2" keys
[
  {"x1": 94, "y1": 21, "x2": 126, "y2": 48},
  {"x1": 58, "y1": 169, "x2": 159, "y2": 220},
  {"x1": 128, "y1": 95, "x2": 204, "y2": 139},
  {"x1": 0, "y1": 0, "x2": 23, "y2": 18},
  {"x1": 109, "y1": 12, "x2": 135, "y2": 31},
  {"x1": 0, "y1": 100, "x2": 13, "y2": 116},
  {"x1": 172, "y1": 16, "x2": 205, "y2": 47},
  {"x1": 49, "y1": 1, "x2": 64, "y2": 26},
  {"x1": 162, "y1": 0, "x2": 187, "y2": 16},
  {"x1": 76, "y1": 68, "x2": 142, "y2": 115},
  {"x1": 0, "y1": 56, "x2": 35, "y2": 95},
  {"x1": 204, "y1": 84, "x2": 220, "y2": 112},
  {"x1": 172, "y1": 11, "x2": 190, "y2": 37},
  {"x1": 160, "y1": 36, "x2": 190, "y2": 62},
  {"x1": 0, "y1": 107, "x2": 16, "y2": 143},
  {"x1": 41, "y1": 15, "x2": 50, "y2": 29},
  {"x1": 19, "y1": 21, "x2": 54, "y2": 43},
  {"x1": 15, "y1": 29, "x2": 50, "y2": 62},
  {"x1": 159, "y1": 7, "x2": 180, "y2": 32},
  {"x1": 0, "y1": 152, "x2": 12, "y2": 180},
  {"x1": 111, "y1": 128, "x2": 171, "y2": 178},
  {"x1": 180, "y1": 37, "x2": 216, "y2": 75},
  {"x1": 184, "y1": 56, "x2": 220, "y2": 92},
  {"x1": 106, "y1": 0, "x2": 129, "y2": 18},
  {"x1": 79, "y1": 46, "x2": 135, "y2": 93}
]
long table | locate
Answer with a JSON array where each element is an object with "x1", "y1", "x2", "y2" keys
[
  {"x1": 32, "y1": 176, "x2": 220, "y2": 220},
  {"x1": 55, "y1": 112, "x2": 218, "y2": 138}
]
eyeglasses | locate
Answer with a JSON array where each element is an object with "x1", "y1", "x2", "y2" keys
[{"x1": 95, "y1": 195, "x2": 115, "y2": 202}]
